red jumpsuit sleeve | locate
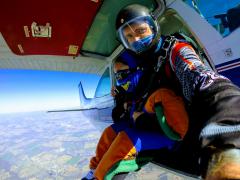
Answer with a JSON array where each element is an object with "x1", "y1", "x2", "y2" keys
[
  {"x1": 169, "y1": 42, "x2": 240, "y2": 149},
  {"x1": 169, "y1": 42, "x2": 228, "y2": 102}
]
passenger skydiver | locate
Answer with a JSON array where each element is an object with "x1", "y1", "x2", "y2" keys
[
  {"x1": 81, "y1": 54, "x2": 189, "y2": 180},
  {"x1": 116, "y1": 4, "x2": 240, "y2": 180}
]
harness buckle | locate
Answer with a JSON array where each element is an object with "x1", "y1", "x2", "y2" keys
[{"x1": 155, "y1": 36, "x2": 176, "y2": 72}]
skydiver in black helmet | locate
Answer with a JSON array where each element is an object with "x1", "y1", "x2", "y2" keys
[{"x1": 116, "y1": 4, "x2": 240, "y2": 180}]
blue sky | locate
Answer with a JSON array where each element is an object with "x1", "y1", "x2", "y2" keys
[
  {"x1": 0, "y1": 69, "x2": 100, "y2": 114},
  {"x1": 1, "y1": 0, "x2": 240, "y2": 114},
  {"x1": 184, "y1": 0, "x2": 240, "y2": 36}
]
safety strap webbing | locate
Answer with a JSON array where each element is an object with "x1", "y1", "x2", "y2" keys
[{"x1": 155, "y1": 104, "x2": 181, "y2": 141}]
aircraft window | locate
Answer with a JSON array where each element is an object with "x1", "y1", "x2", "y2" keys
[
  {"x1": 183, "y1": 0, "x2": 240, "y2": 36},
  {"x1": 94, "y1": 67, "x2": 111, "y2": 98},
  {"x1": 158, "y1": 8, "x2": 215, "y2": 70}
]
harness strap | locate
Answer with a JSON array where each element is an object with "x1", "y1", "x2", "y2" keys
[
  {"x1": 155, "y1": 104, "x2": 181, "y2": 141},
  {"x1": 155, "y1": 36, "x2": 177, "y2": 72},
  {"x1": 135, "y1": 72, "x2": 156, "y2": 111},
  {"x1": 135, "y1": 36, "x2": 177, "y2": 112},
  {"x1": 137, "y1": 36, "x2": 176, "y2": 105}
]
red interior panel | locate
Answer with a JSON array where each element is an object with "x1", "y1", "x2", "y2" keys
[{"x1": 0, "y1": 0, "x2": 102, "y2": 56}]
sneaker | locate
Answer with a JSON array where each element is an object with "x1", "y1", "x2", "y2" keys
[
  {"x1": 81, "y1": 169, "x2": 95, "y2": 180},
  {"x1": 205, "y1": 148, "x2": 240, "y2": 180}
]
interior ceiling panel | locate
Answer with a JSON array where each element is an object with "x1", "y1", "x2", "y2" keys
[
  {"x1": 0, "y1": 33, "x2": 107, "y2": 75},
  {"x1": 82, "y1": 0, "x2": 156, "y2": 56},
  {"x1": 0, "y1": 0, "x2": 157, "y2": 73},
  {"x1": 0, "y1": 0, "x2": 102, "y2": 56}
]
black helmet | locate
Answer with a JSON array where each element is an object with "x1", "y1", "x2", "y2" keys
[
  {"x1": 116, "y1": 4, "x2": 151, "y2": 30},
  {"x1": 116, "y1": 4, "x2": 160, "y2": 53}
]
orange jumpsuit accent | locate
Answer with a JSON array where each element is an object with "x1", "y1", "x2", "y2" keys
[
  {"x1": 144, "y1": 88, "x2": 189, "y2": 139},
  {"x1": 90, "y1": 128, "x2": 136, "y2": 180},
  {"x1": 89, "y1": 126, "x2": 117, "y2": 169},
  {"x1": 89, "y1": 88, "x2": 188, "y2": 179}
]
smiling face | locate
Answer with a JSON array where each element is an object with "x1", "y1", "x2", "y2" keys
[
  {"x1": 117, "y1": 16, "x2": 158, "y2": 54},
  {"x1": 123, "y1": 22, "x2": 153, "y2": 44}
]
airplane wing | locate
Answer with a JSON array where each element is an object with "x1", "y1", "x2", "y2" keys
[{"x1": 1, "y1": 0, "x2": 239, "y2": 179}]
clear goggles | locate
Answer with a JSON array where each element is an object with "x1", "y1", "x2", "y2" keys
[
  {"x1": 117, "y1": 16, "x2": 158, "y2": 50},
  {"x1": 114, "y1": 69, "x2": 131, "y2": 81}
]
